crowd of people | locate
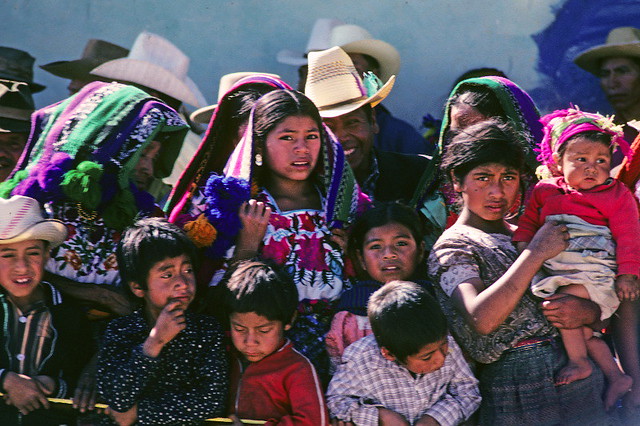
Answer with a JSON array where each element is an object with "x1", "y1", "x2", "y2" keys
[{"x1": 3, "y1": 19, "x2": 640, "y2": 426}]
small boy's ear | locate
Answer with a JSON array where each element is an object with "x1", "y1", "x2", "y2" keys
[
  {"x1": 450, "y1": 172, "x2": 462, "y2": 192},
  {"x1": 129, "y1": 281, "x2": 145, "y2": 298},
  {"x1": 380, "y1": 346, "x2": 397, "y2": 363},
  {"x1": 284, "y1": 312, "x2": 297, "y2": 331}
]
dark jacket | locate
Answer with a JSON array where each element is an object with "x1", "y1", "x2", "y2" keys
[{"x1": 374, "y1": 149, "x2": 431, "y2": 204}]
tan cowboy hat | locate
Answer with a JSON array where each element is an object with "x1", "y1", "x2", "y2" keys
[
  {"x1": 40, "y1": 39, "x2": 129, "y2": 81},
  {"x1": 574, "y1": 27, "x2": 640, "y2": 75},
  {"x1": 90, "y1": 31, "x2": 206, "y2": 107},
  {"x1": 305, "y1": 46, "x2": 395, "y2": 118},
  {"x1": 0, "y1": 196, "x2": 67, "y2": 247},
  {"x1": 190, "y1": 72, "x2": 280, "y2": 124},
  {"x1": 277, "y1": 18, "x2": 345, "y2": 66}
]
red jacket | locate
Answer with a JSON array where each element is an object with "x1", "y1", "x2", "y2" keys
[{"x1": 229, "y1": 340, "x2": 329, "y2": 426}]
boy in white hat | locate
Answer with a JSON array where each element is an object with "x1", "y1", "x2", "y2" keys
[{"x1": 0, "y1": 195, "x2": 94, "y2": 425}]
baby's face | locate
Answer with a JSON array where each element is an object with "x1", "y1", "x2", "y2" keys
[
  {"x1": 0, "y1": 239, "x2": 47, "y2": 309},
  {"x1": 230, "y1": 312, "x2": 289, "y2": 363},
  {"x1": 558, "y1": 137, "x2": 612, "y2": 191}
]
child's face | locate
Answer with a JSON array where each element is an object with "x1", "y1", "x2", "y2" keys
[
  {"x1": 0, "y1": 239, "x2": 47, "y2": 309},
  {"x1": 556, "y1": 136, "x2": 611, "y2": 191},
  {"x1": 131, "y1": 254, "x2": 195, "y2": 321},
  {"x1": 230, "y1": 311, "x2": 290, "y2": 363},
  {"x1": 382, "y1": 337, "x2": 449, "y2": 375},
  {"x1": 358, "y1": 222, "x2": 424, "y2": 283},
  {"x1": 264, "y1": 115, "x2": 321, "y2": 183}
]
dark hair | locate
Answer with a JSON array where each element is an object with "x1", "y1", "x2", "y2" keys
[
  {"x1": 219, "y1": 260, "x2": 299, "y2": 325},
  {"x1": 348, "y1": 202, "x2": 424, "y2": 279},
  {"x1": 449, "y1": 85, "x2": 504, "y2": 119},
  {"x1": 252, "y1": 89, "x2": 325, "y2": 182},
  {"x1": 452, "y1": 67, "x2": 508, "y2": 88},
  {"x1": 556, "y1": 130, "x2": 614, "y2": 160},
  {"x1": 359, "y1": 53, "x2": 381, "y2": 74},
  {"x1": 441, "y1": 119, "x2": 526, "y2": 184},
  {"x1": 116, "y1": 217, "x2": 198, "y2": 290},
  {"x1": 368, "y1": 281, "x2": 448, "y2": 362}
]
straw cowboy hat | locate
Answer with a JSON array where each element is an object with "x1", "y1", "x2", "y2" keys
[
  {"x1": 90, "y1": 31, "x2": 206, "y2": 107},
  {"x1": 190, "y1": 72, "x2": 280, "y2": 124},
  {"x1": 0, "y1": 79, "x2": 34, "y2": 133},
  {"x1": 574, "y1": 27, "x2": 640, "y2": 75},
  {"x1": 305, "y1": 46, "x2": 395, "y2": 118},
  {"x1": 277, "y1": 20, "x2": 400, "y2": 83},
  {"x1": 0, "y1": 47, "x2": 45, "y2": 93},
  {"x1": 40, "y1": 39, "x2": 129, "y2": 81},
  {"x1": 0, "y1": 196, "x2": 67, "y2": 247}
]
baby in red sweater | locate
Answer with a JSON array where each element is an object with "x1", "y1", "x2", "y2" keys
[{"x1": 219, "y1": 260, "x2": 329, "y2": 426}]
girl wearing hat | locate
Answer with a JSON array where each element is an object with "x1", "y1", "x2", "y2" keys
[
  {"x1": 0, "y1": 81, "x2": 188, "y2": 317},
  {"x1": 183, "y1": 89, "x2": 367, "y2": 382}
]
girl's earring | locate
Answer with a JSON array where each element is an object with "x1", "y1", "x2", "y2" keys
[{"x1": 255, "y1": 153, "x2": 263, "y2": 166}]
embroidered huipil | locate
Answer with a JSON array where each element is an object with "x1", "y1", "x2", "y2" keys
[
  {"x1": 97, "y1": 310, "x2": 228, "y2": 425},
  {"x1": 326, "y1": 335, "x2": 480, "y2": 426}
]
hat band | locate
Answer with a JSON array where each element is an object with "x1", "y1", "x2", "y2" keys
[
  {"x1": 317, "y1": 94, "x2": 368, "y2": 111},
  {"x1": 0, "y1": 106, "x2": 32, "y2": 121}
]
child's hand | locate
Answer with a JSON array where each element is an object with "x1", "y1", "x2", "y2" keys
[
  {"x1": 378, "y1": 407, "x2": 410, "y2": 426},
  {"x1": 236, "y1": 200, "x2": 272, "y2": 259},
  {"x1": 615, "y1": 274, "x2": 640, "y2": 301},
  {"x1": 2, "y1": 372, "x2": 51, "y2": 415},
  {"x1": 72, "y1": 354, "x2": 98, "y2": 413},
  {"x1": 526, "y1": 221, "x2": 569, "y2": 262},
  {"x1": 143, "y1": 300, "x2": 186, "y2": 357},
  {"x1": 105, "y1": 403, "x2": 137, "y2": 426}
]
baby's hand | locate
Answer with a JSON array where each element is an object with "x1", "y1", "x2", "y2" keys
[
  {"x1": 143, "y1": 300, "x2": 186, "y2": 357},
  {"x1": 615, "y1": 274, "x2": 640, "y2": 301}
]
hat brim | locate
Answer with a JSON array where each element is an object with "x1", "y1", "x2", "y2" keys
[
  {"x1": 91, "y1": 58, "x2": 200, "y2": 106},
  {"x1": 574, "y1": 43, "x2": 640, "y2": 75},
  {"x1": 40, "y1": 59, "x2": 100, "y2": 81},
  {"x1": 276, "y1": 49, "x2": 308, "y2": 66},
  {"x1": 318, "y1": 75, "x2": 395, "y2": 118},
  {"x1": 0, "y1": 73, "x2": 46, "y2": 93},
  {"x1": 340, "y1": 39, "x2": 400, "y2": 83},
  {"x1": 0, "y1": 219, "x2": 68, "y2": 248},
  {"x1": 190, "y1": 104, "x2": 217, "y2": 124}
]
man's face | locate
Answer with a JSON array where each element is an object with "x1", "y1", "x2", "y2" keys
[
  {"x1": 323, "y1": 107, "x2": 378, "y2": 175},
  {"x1": 599, "y1": 57, "x2": 640, "y2": 114},
  {"x1": 0, "y1": 132, "x2": 27, "y2": 182}
]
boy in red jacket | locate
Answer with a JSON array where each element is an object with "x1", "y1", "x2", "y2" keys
[{"x1": 220, "y1": 260, "x2": 329, "y2": 425}]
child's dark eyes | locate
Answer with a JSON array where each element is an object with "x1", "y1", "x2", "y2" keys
[{"x1": 366, "y1": 243, "x2": 381, "y2": 251}]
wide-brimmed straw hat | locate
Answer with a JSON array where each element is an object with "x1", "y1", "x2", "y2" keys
[
  {"x1": 278, "y1": 20, "x2": 400, "y2": 83},
  {"x1": 305, "y1": 46, "x2": 395, "y2": 118},
  {"x1": 0, "y1": 47, "x2": 45, "y2": 93},
  {"x1": 90, "y1": 31, "x2": 205, "y2": 107},
  {"x1": 40, "y1": 39, "x2": 129, "y2": 81},
  {"x1": 190, "y1": 72, "x2": 280, "y2": 124},
  {"x1": 574, "y1": 27, "x2": 640, "y2": 75},
  {"x1": 0, "y1": 80, "x2": 34, "y2": 133},
  {"x1": 0, "y1": 196, "x2": 67, "y2": 247}
]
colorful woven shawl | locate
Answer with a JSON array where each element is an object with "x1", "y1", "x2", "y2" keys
[
  {"x1": 409, "y1": 76, "x2": 543, "y2": 207},
  {"x1": 167, "y1": 74, "x2": 292, "y2": 217},
  {"x1": 0, "y1": 81, "x2": 188, "y2": 229},
  {"x1": 181, "y1": 90, "x2": 362, "y2": 258}
]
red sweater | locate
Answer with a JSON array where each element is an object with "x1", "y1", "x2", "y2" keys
[
  {"x1": 513, "y1": 176, "x2": 640, "y2": 276},
  {"x1": 229, "y1": 340, "x2": 329, "y2": 426}
]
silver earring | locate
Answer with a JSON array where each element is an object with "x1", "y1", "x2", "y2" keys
[{"x1": 255, "y1": 153, "x2": 263, "y2": 166}]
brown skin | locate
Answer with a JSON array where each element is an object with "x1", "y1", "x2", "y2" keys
[
  {"x1": 599, "y1": 57, "x2": 640, "y2": 123},
  {"x1": 0, "y1": 132, "x2": 28, "y2": 182}
]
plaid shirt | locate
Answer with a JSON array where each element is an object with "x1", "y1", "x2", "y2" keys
[{"x1": 326, "y1": 335, "x2": 480, "y2": 426}]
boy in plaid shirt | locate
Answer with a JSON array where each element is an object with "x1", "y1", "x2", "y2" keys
[{"x1": 326, "y1": 281, "x2": 480, "y2": 426}]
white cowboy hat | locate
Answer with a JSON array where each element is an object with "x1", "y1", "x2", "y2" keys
[
  {"x1": 305, "y1": 46, "x2": 395, "y2": 118},
  {"x1": 0, "y1": 196, "x2": 67, "y2": 247},
  {"x1": 90, "y1": 31, "x2": 206, "y2": 107},
  {"x1": 277, "y1": 18, "x2": 345, "y2": 66},
  {"x1": 278, "y1": 20, "x2": 400, "y2": 83},
  {"x1": 574, "y1": 27, "x2": 640, "y2": 76},
  {"x1": 190, "y1": 72, "x2": 280, "y2": 124}
]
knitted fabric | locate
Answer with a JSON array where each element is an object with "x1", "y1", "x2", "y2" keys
[
  {"x1": 167, "y1": 74, "x2": 292, "y2": 217},
  {"x1": 410, "y1": 76, "x2": 543, "y2": 208},
  {"x1": 0, "y1": 81, "x2": 187, "y2": 229}
]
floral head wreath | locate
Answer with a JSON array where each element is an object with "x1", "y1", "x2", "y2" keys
[{"x1": 536, "y1": 107, "x2": 631, "y2": 179}]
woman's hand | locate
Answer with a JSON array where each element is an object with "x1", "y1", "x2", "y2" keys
[
  {"x1": 526, "y1": 221, "x2": 569, "y2": 262},
  {"x1": 541, "y1": 293, "x2": 601, "y2": 329},
  {"x1": 235, "y1": 200, "x2": 272, "y2": 259}
]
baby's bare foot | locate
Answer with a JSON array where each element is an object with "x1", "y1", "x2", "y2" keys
[
  {"x1": 555, "y1": 359, "x2": 593, "y2": 386},
  {"x1": 605, "y1": 373, "x2": 632, "y2": 411}
]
